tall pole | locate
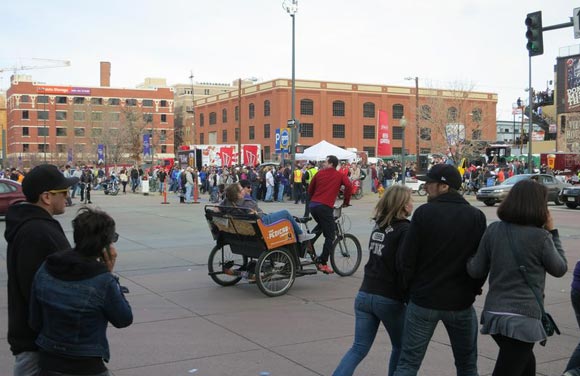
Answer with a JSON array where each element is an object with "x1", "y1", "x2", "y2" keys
[
  {"x1": 189, "y1": 72, "x2": 195, "y2": 146},
  {"x1": 290, "y1": 8, "x2": 296, "y2": 168},
  {"x1": 238, "y1": 78, "x2": 242, "y2": 166},
  {"x1": 401, "y1": 117, "x2": 407, "y2": 185},
  {"x1": 414, "y1": 77, "x2": 419, "y2": 171},
  {"x1": 527, "y1": 55, "x2": 533, "y2": 172},
  {"x1": 43, "y1": 90, "x2": 47, "y2": 163}
]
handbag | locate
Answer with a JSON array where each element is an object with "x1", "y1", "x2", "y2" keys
[{"x1": 506, "y1": 225, "x2": 561, "y2": 346}]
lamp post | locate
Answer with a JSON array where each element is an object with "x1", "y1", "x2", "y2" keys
[
  {"x1": 400, "y1": 116, "x2": 407, "y2": 185},
  {"x1": 405, "y1": 76, "x2": 420, "y2": 171},
  {"x1": 283, "y1": 0, "x2": 298, "y2": 169},
  {"x1": 40, "y1": 88, "x2": 47, "y2": 163},
  {"x1": 238, "y1": 78, "x2": 242, "y2": 166},
  {"x1": 189, "y1": 71, "x2": 196, "y2": 146}
]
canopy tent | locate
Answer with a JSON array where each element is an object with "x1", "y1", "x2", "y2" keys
[{"x1": 295, "y1": 140, "x2": 357, "y2": 162}]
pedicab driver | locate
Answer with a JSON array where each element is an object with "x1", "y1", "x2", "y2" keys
[{"x1": 308, "y1": 155, "x2": 353, "y2": 274}]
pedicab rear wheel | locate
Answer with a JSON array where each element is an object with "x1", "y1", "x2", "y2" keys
[{"x1": 208, "y1": 244, "x2": 247, "y2": 286}]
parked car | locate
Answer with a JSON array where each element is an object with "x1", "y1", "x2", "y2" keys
[
  {"x1": 560, "y1": 186, "x2": 580, "y2": 209},
  {"x1": 0, "y1": 179, "x2": 26, "y2": 216},
  {"x1": 400, "y1": 178, "x2": 427, "y2": 196},
  {"x1": 476, "y1": 174, "x2": 569, "y2": 206}
]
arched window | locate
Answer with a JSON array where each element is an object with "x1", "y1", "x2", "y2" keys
[
  {"x1": 264, "y1": 100, "x2": 271, "y2": 117},
  {"x1": 300, "y1": 99, "x2": 314, "y2": 115},
  {"x1": 249, "y1": 103, "x2": 255, "y2": 119},
  {"x1": 222, "y1": 109, "x2": 227, "y2": 123},
  {"x1": 333, "y1": 100, "x2": 345, "y2": 117},
  {"x1": 447, "y1": 107, "x2": 458, "y2": 122},
  {"x1": 471, "y1": 108, "x2": 482, "y2": 122},
  {"x1": 392, "y1": 104, "x2": 404, "y2": 119},
  {"x1": 363, "y1": 102, "x2": 375, "y2": 118},
  {"x1": 420, "y1": 105, "x2": 431, "y2": 120}
]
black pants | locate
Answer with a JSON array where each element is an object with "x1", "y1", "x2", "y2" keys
[
  {"x1": 491, "y1": 334, "x2": 535, "y2": 376},
  {"x1": 310, "y1": 204, "x2": 335, "y2": 264},
  {"x1": 566, "y1": 289, "x2": 580, "y2": 374},
  {"x1": 293, "y1": 183, "x2": 303, "y2": 204},
  {"x1": 80, "y1": 184, "x2": 91, "y2": 203}
]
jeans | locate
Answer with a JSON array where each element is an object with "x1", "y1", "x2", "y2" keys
[
  {"x1": 310, "y1": 204, "x2": 335, "y2": 264},
  {"x1": 333, "y1": 292, "x2": 406, "y2": 376},
  {"x1": 276, "y1": 183, "x2": 285, "y2": 202},
  {"x1": 14, "y1": 351, "x2": 40, "y2": 376},
  {"x1": 185, "y1": 184, "x2": 193, "y2": 202},
  {"x1": 265, "y1": 185, "x2": 274, "y2": 201},
  {"x1": 251, "y1": 182, "x2": 259, "y2": 200},
  {"x1": 261, "y1": 209, "x2": 302, "y2": 236},
  {"x1": 565, "y1": 289, "x2": 580, "y2": 375},
  {"x1": 158, "y1": 182, "x2": 165, "y2": 194},
  {"x1": 393, "y1": 302, "x2": 478, "y2": 376}
]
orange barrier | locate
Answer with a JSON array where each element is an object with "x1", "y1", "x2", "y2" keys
[
  {"x1": 161, "y1": 179, "x2": 169, "y2": 205},
  {"x1": 193, "y1": 177, "x2": 200, "y2": 204}
]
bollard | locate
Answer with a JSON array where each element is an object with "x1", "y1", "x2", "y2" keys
[
  {"x1": 193, "y1": 176, "x2": 200, "y2": 204},
  {"x1": 161, "y1": 177, "x2": 170, "y2": 204}
]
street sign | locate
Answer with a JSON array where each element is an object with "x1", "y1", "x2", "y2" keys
[
  {"x1": 575, "y1": 7, "x2": 580, "y2": 39},
  {"x1": 281, "y1": 128, "x2": 290, "y2": 148},
  {"x1": 287, "y1": 119, "x2": 296, "y2": 127}
]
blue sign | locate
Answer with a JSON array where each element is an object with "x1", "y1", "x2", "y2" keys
[
  {"x1": 143, "y1": 135, "x2": 151, "y2": 156},
  {"x1": 97, "y1": 144, "x2": 104, "y2": 164},
  {"x1": 281, "y1": 128, "x2": 290, "y2": 148}
]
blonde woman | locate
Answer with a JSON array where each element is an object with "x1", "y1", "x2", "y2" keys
[{"x1": 333, "y1": 185, "x2": 413, "y2": 376}]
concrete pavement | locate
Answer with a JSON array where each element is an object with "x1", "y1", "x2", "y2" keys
[{"x1": 0, "y1": 189, "x2": 579, "y2": 375}]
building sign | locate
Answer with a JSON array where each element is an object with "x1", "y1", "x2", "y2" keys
[
  {"x1": 36, "y1": 86, "x2": 91, "y2": 95},
  {"x1": 376, "y1": 110, "x2": 392, "y2": 157},
  {"x1": 565, "y1": 114, "x2": 580, "y2": 153},
  {"x1": 557, "y1": 54, "x2": 580, "y2": 113}
]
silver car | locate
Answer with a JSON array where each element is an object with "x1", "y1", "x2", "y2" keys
[{"x1": 476, "y1": 174, "x2": 569, "y2": 206}]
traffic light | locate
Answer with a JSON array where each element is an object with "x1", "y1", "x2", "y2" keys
[{"x1": 525, "y1": 11, "x2": 543, "y2": 56}]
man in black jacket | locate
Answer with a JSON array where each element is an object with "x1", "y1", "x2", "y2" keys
[
  {"x1": 394, "y1": 163, "x2": 487, "y2": 376},
  {"x1": 5, "y1": 164, "x2": 78, "y2": 375}
]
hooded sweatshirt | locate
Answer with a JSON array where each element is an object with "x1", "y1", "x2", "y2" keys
[{"x1": 5, "y1": 202, "x2": 71, "y2": 355}]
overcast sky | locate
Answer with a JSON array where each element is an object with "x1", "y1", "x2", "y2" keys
[{"x1": 1, "y1": 0, "x2": 577, "y2": 121}]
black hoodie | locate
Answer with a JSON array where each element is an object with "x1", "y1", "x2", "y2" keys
[{"x1": 5, "y1": 202, "x2": 71, "y2": 355}]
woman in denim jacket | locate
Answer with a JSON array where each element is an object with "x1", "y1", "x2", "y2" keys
[{"x1": 29, "y1": 207, "x2": 133, "y2": 376}]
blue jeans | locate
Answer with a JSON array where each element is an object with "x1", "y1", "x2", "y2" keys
[
  {"x1": 277, "y1": 183, "x2": 285, "y2": 202},
  {"x1": 14, "y1": 351, "x2": 40, "y2": 376},
  {"x1": 158, "y1": 182, "x2": 165, "y2": 193},
  {"x1": 265, "y1": 186, "x2": 274, "y2": 201},
  {"x1": 261, "y1": 209, "x2": 302, "y2": 236},
  {"x1": 393, "y1": 302, "x2": 478, "y2": 376},
  {"x1": 565, "y1": 289, "x2": 580, "y2": 375},
  {"x1": 333, "y1": 292, "x2": 406, "y2": 376},
  {"x1": 185, "y1": 184, "x2": 193, "y2": 202}
]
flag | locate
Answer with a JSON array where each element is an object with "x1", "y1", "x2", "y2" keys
[{"x1": 377, "y1": 110, "x2": 392, "y2": 156}]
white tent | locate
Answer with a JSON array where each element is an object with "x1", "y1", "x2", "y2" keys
[{"x1": 295, "y1": 140, "x2": 357, "y2": 162}]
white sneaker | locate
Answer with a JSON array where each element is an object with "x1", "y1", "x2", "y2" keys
[{"x1": 298, "y1": 233, "x2": 316, "y2": 242}]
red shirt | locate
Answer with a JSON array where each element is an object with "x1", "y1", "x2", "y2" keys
[{"x1": 308, "y1": 167, "x2": 352, "y2": 207}]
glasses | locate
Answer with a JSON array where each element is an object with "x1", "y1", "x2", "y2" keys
[{"x1": 112, "y1": 232, "x2": 119, "y2": 243}]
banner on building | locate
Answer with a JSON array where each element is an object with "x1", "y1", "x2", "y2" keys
[
  {"x1": 243, "y1": 145, "x2": 259, "y2": 166},
  {"x1": 97, "y1": 144, "x2": 104, "y2": 164},
  {"x1": 377, "y1": 110, "x2": 392, "y2": 157},
  {"x1": 143, "y1": 135, "x2": 151, "y2": 156},
  {"x1": 557, "y1": 54, "x2": 580, "y2": 113},
  {"x1": 219, "y1": 146, "x2": 235, "y2": 167},
  {"x1": 67, "y1": 148, "x2": 73, "y2": 164}
]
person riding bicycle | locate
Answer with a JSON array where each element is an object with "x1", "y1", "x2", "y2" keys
[{"x1": 308, "y1": 155, "x2": 353, "y2": 274}]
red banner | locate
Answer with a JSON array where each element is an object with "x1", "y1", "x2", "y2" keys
[
  {"x1": 219, "y1": 147, "x2": 235, "y2": 167},
  {"x1": 242, "y1": 145, "x2": 259, "y2": 166},
  {"x1": 377, "y1": 110, "x2": 392, "y2": 156}
]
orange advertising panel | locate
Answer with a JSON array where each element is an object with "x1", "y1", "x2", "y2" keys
[{"x1": 257, "y1": 219, "x2": 296, "y2": 250}]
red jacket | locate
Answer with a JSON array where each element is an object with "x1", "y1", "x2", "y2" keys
[{"x1": 308, "y1": 167, "x2": 352, "y2": 207}]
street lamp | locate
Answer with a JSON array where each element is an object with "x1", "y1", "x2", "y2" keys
[
  {"x1": 400, "y1": 116, "x2": 407, "y2": 185},
  {"x1": 283, "y1": 0, "x2": 298, "y2": 168},
  {"x1": 189, "y1": 71, "x2": 196, "y2": 145},
  {"x1": 405, "y1": 76, "x2": 420, "y2": 171}
]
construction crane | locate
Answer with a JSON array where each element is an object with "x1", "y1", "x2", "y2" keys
[{"x1": 0, "y1": 58, "x2": 70, "y2": 84}]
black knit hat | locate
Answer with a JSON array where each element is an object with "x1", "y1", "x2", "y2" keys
[{"x1": 22, "y1": 164, "x2": 79, "y2": 203}]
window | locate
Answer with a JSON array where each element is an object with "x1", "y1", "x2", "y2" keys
[
  {"x1": 420, "y1": 105, "x2": 431, "y2": 120},
  {"x1": 235, "y1": 128, "x2": 239, "y2": 142},
  {"x1": 332, "y1": 101, "x2": 345, "y2": 116},
  {"x1": 74, "y1": 111, "x2": 85, "y2": 121},
  {"x1": 161, "y1": 114, "x2": 167, "y2": 123},
  {"x1": 108, "y1": 98, "x2": 120, "y2": 105},
  {"x1": 199, "y1": 113, "x2": 205, "y2": 127},
  {"x1": 420, "y1": 148, "x2": 431, "y2": 154},
  {"x1": 126, "y1": 99, "x2": 137, "y2": 106},
  {"x1": 264, "y1": 124, "x2": 270, "y2": 138},
  {"x1": 301, "y1": 99, "x2": 314, "y2": 115},
  {"x1": 264, "y1": 146, "x2": 271, "y2": 161},
  {"x1": 22, "y1": 144, "x2": 29, "y2": 152},
  {"x1": 56, "y1": 111, "x2": 67, "y2": 121},
  {"x1": 392, "y1": 126, "x2": 403, "y2": 140},
  {"x1": 90, "y1": 98, "x2": 103, "y2": 105},
  {"x1": 447, "y1": 107, "x2": 458, "y2": 122},
  {"x1": 92, "y1": 112, "x2": 103, "y2": 121},
  {"x1": 56, "y1": 96, "x2": 67, "y2": 104},
  {"x1": 392, "y1": 147, "x2": 403, "y2": 156},
  {"x1": 74, "y1": 128, "x2": 85, "y2": 136},
  {"x1": 160, "y1": 130, "x2": 167, "y2": 142},
  {"x1": 142, "y1": 99, "x2": 154, "y2": 107},
  {"x1": 222, "y1": 109, "x2": 227, "y2": 123},
  {"x1": 73, "y1": 97, "x2": 85, "y2": 104},
  {"x1": 209, "y1": 112, "x2": 217, "y2": 125},
  {"x1": 249, "y1": 126, "x2": 255, "y2": 140},
  {"x1": 38, "y1": 111, "x2": 49, "y2": 120},
  {"x1": 235, "y1": 106, "x2": 239, "y2": 121},
  {"x1": 199, "y1": 133, "x2": 204, "y2": 144},
  {"x1": 222, "y1": 130, "x2": 228, "y2": 142},
  {"x1": 91, "y1": 128, "x2": 102, "y2": 137},
  {"x1": 392, "y1": 104, "x2": 404, "y2": 119},
  {"x1": 363, "y1": 102, "x2": 375, "y2": 118},
  {"x1": 472, "y1": 129, "x2": 482, "y2": 140},
  {"x1": 22, "y1": 127, "x2": 29, "y2": 136},
  {"x1": 161, "y1": 145, "x2": 167, "y2": 153},
  {"x1": 160, "y1": 100, "x2": 168, "y2": 107},
  {"x1": 57, "y1": 144, "x2": 67, "y2": 153},
  {"x1": 142, "y1": 113, "x2": 153, "y2": 123},
  {"x1": 363, "y1": 125, "x2": 375, "y2": 139},
  {"x1": 363, "y1": 146, "x2": 375, "y2": 157},
  {"x1": 249, "y1": 103, "x2": 255, "y2": 119},
  {"x1": 109, "y1": 112, "x2": 120, "y2": 122},
  {"x1": 333, "y1": 124, "x2": 345, "y2": 138},
  {"x1": 38, "y1": 128, "x2": 49, "y2": 136},
  {"x1": 420, "y1": 127, "x2": 432, "y2": 140},
  {"x1": 56, "y1": 128, "x2": 67, "y2": 137},
  {"x1": 301, "y1": 123, "x2": 313, "y2": 138},
  {"x1": 38, "y1": 144, "x2": 49, "y2": 153},
  {"x1": 472, "y1": 108, "x2": 482, "y2": 122},
  {"x1": 264, "y1": 100, "x2": 271, "y2": 116},
  {"x1": 37, "y1": 96, "x2": 49, "y2": 104},
  {"x1": 20, "y1": 95, "x2": 31, "y2": 103},
  {"x1": 204, "y1": 89, "x2": 210, "y2": 95},
  {"x1": 22, "y1": 110, "x2": 29, "y2": 120}
]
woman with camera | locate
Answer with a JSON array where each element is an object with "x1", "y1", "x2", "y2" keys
[
  {"x1": 29, "y1": 207, "x2": 133, "y2": 376},
  {"x1": 467, "y1": 179, "x2": 567, "y2": 376}
]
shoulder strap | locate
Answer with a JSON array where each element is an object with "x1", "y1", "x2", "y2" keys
[{"x1": 505, "y1": 224, "x2": 546, "y2": 316}]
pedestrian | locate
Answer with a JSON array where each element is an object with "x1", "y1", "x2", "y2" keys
[
  {"x1": 29, "y1": 207, "x2": 133, "y2": 376},
  {"x1": 80, "y1": 168, "x2": 93, "y2": 204},
  {"x1": 467, "y1": 179, "x2": 567, "y2": 376},
  {"x1": 119, "y1": 169, "x2": 128, "y2": 194},
  {"x1": 394, "y1": 164, "x2": 487, "y2": 376},
  {"x1": 333, "y1": 185, "x2": 412, "y2": 376},
  {"x1": 158, "y1": 168, "x2": 167, "y2": 195},
  {"x1": 302, "y1": 161, "x2": 318, "y2": 217},
  {"x1": 264, "y1": 166, "x2": 274, "y2": 202},
  {"x1": 293, "y1": 163, "x2": 304, "y2": 204},
  {"x1": 564, "y1": 260, "x2": 580, "y2": 376},
  {"x1": 308, "y1": 155, "x2": 352, "y2": 274},
  {"x1": 5, "y1": 164, "x2": 78, "y2": 375}
]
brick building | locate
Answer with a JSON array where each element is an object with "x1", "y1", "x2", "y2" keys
[
  {"x1": 5, "y1": 65, "x2": 174, "y2": 168},
  {"x1": 193, "y1": 79, "x2": 497, "y2": 161}
]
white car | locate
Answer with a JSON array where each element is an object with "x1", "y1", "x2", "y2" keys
[{"x1": 395, "y1": 178, "x2": 426, "y2": 195}]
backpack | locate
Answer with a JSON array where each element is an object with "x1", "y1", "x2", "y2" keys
[{"x1": 180, "y1": 172, "x2": 187, "y2": 186}]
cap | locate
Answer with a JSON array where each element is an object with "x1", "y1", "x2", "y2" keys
[
  {"x1": 22, "y1": 164, "x2": 79, "y2": 203},
  {"x1": 417, "y1": 164, "x2": 462, "y2": 190}
]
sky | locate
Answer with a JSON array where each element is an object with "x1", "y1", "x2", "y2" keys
[{"x1": 1, "y1": 0, "x2": 578, "y2": 122}]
